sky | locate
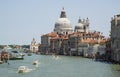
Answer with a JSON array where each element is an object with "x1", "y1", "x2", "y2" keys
[{"x1": 0, "y1": 0, "x2": 120, "y2": 45}]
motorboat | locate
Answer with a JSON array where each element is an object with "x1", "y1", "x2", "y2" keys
[
  {"x1": 33, "y1": 60, "x2": 39, "y2": 65},
  {"x1": 10, "y1": 55, "x2": 24, "y2": 60},
  {"x1": 28, "y1": 53, "x2": 32, "y2": 56},
  {"x1": 19, "y1": 53, "x2": 25, "y2": 57},
  {"x1": 18, "y1": 66, "x2": 29, "y2": 73},
  {"x1": 9, "y1": 50, "x2": 24, "y2": 60},
  {"x1": 0, "y1": 61, "x2": 3, "y2": 64}
]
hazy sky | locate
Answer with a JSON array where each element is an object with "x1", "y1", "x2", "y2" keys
[{"x1": 0, "y1": 0, "x2": 120, "y2": 45}]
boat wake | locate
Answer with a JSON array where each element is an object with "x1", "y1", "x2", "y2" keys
[
  {"x1": 17, "y1": 66, "x2": 33, "y2": 73},
  {"x1": 52, "y1": 55, "x2": 60, "y2": 60},
  {"x1": 17, "y1": 60, "x2": 40, "y2": 73},
  {"x1": 33, "y1": 60, "x2": 40, "y2": 67}
]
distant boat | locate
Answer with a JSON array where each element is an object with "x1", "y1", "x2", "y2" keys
[
  {"x1": 33, "y1": 60, "x2": 39, "y2": 65},
  {"x1": 28, "y1": 53, "x2": 32, "y2": 56},
  {"x1": 0, "y1": 61, "x2": 3, "y2": 64},
  {"x1": 18, "y1": 66, "x2": 30, "y2": 73},
  {"x1": 10, "y1": 56, "x2": 24, "y2": 60},
  {"x1": 19, "y1": 53, "x2": 25, "y2": 57},
  {"x1": 4, "y1": 45, "x2": 12, "y2": 50},
  {"x1": 9, "y1": 50, "x2": 24, "y2": 60}
]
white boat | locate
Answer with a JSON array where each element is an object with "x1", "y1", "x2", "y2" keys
[
  {"x1": 18, "y1": 66, "x2": 30, "y2": 73},
  {"x1": 10, "y1": 50, "x2": 24, "y2": 60},
  {"x1": 19, "y1": 53, "x2": 25, "y2": 56}
]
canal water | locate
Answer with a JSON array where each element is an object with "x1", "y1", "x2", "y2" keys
[{"x1": 0, "y1": 53, "x2": 120, "y2": 77}]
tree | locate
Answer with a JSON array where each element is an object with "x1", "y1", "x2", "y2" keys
[{"x1": 0, "y1": 45, "x2": 4, "y2": 49}]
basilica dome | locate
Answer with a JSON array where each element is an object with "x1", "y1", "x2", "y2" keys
[
  {"x1": 55, "y1": 18, "x2": 72, "y2": 29},
  {"x1": 75, "y1": 23, "x2": 84, "y2": 29},
  {"x1": 54, "y1": 8, "x2": 73, "y2": 35},
  {"x1": 74, "y1": 17, "x2": 85, "y2": 32}
]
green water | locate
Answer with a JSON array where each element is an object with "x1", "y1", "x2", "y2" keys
[{"x1": 0, "y1": 54, "x2": 120, "y2": 77}]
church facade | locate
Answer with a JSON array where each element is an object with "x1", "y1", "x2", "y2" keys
[{"x1": 30, "y1": 38, "x2": 39, "y2": 53}]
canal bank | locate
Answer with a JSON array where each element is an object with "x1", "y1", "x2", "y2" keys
[{"x1": 0, "y1": 54, "x2": 120, "y2": 77}]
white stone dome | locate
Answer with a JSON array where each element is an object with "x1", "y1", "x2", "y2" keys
[
  {"x1": 74, "y1": 17, "x2": 85, "y2": 32},
  {"x1": 55, "y1": 18, "x2": 72, "y2": 29},
  {"x1": 54, "y1": 8, "x2": 73, "y2": 35},
  {"x1": 75, "y1": 23, "x2": 84, "y2": 29}
]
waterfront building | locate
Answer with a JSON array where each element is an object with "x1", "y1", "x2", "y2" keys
[
  {"x1": 111, "y1": 14, "x2": 120, "y2": 62},
  {"x1": 60, "y1": 36, "x2": 69, "y2": 55},
  {"x1": 40, "y1": 32, "x2": 58, "y2": 54},
  {"x1": 50, "y1": 35, "x2": 69, "y2": 55},
  {"x1": 50, "y1": 35, "x2": 61, "y2": 54},
  {"x1": 40, "y1": 8, "x2": 106, "y2": 57},
  {"x1": 68, "y1": 31, "x2": 106, "y2": 57},
  {"x1": 105, "y1": 38, "x2": 111, "y2": 61},
  {"x1": 30, "y1": 38, "x2": 39, "y2": 53}
]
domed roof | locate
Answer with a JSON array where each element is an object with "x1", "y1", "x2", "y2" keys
[
  {"x1": 54, "y1": 8, "x2": 72, "y2": 33},
  {"x1": 55, "y1": 18, "x2": 72, "y2": 29},
  {"x1": 75, "y1": 23, "x2": 84, "y2": 29},
  {"x1": 75, "y1": 17, "x2": 84, "y2": 29}
]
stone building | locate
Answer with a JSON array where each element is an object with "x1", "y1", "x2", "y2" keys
[
  {"x1": 68, "y1": 31, "x2": 106, "y2": 56},
  {"x1": 50, "y1": 35, "x2": 69, "y2": 55},
  {"x1": 111, "y1": 14, "x2": 120, "y2": 62},
  {"x1": 40, "y1": 32, "x2": 58, "y2": 54},
  {"x1": 30, "y1": 38, "x2": 39, "y2": 53},
  {"x1": 40, "y1": 8, "x2": 106, "y2": 56}
]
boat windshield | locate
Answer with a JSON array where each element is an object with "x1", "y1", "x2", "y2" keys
[{"x1": 11, "y1": 51, "x2": 18, "y2": 53}]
